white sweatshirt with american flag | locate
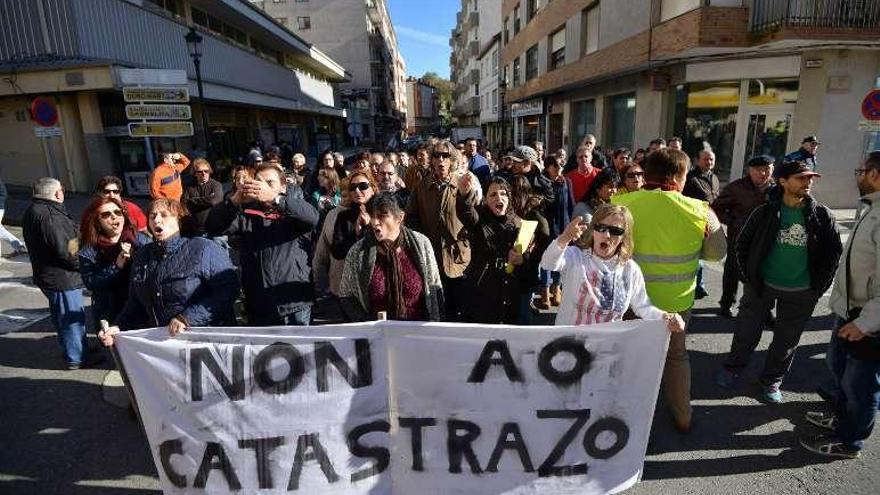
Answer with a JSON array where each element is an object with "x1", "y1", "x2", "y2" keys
[{"x1": 540, "y1": 241, "x2": 665, "y2": 326}]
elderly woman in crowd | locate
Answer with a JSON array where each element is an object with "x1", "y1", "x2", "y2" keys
[
  {"x1": 338, "y1": 192, "x2": 443, "y2": 321},
  {"x1": 313, "y1": 170, "x2": 377, "y2": 299},
  {"x1": 456, "y1": 176, "x2": 523, "y2": 324},
  {"x1": 98, "y1": 199, "x2": 239, "y2": 345},
  {"x1": 540, "y1": 203, "x2": 684, "y2": 331},
  {"x1": 78, "y1": 197, "x2": 151, "y2": 329},
  {"x1": 573, "y1": 167, "x2": 620, "y2": 222}
]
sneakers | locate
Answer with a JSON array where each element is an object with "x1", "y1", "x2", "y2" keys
[
  {"x1": 805, "y1": 411, "x2": 838, "y2": 431},
  {"x1": 800, "y1": 433, "x2": 860, "y2": 459},
  {"x1": 715, "y1": 368, "x2": 740, "y2": 389},
  {"x1": 760, "y1": 383, "x2": 783, "y2": 403},
  {"x1": 66, "y1": 353, "x2": 107, "y2": 371}
]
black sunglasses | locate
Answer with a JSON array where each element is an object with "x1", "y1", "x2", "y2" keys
[
  {"x1": 432, "y1": 151, "x2": 452, "y2": 159},
  {"x1": 349, "y1": 182, "x2": 371, "y2": 192},
  {"x1": 99, "y1": 209, "x2": 124, "y2": 220},
  {"x1": 594, "y1": 223, "x2": 625, "y2": 236},
  {"x1": 626, "y1": 172, "x2": 644, "y2": 179},
  {"x1": 101, "y1": 188, "x2": 121, "y2": 195}
]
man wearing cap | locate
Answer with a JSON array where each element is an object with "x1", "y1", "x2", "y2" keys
[
  {"x1": 717, "y1": 161, "x2": 841, "y2": 403},
  {"x1": 711, "y1": 155, "x2": 775, "y2": 318},
  {"x1": 500, "y1": 145, "x2": 554, "y2": 205},
  {"x1": 785, "y1": 136, "x2": 820, "y2": 171}
]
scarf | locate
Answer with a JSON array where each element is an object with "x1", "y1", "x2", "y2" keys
[
  {"x1": 331, "y1": 207, "x2": 364, "y2": 260},
  {"x1": 643, "y1": 181, "x2": 679, "y2": 192},
  {"x1": 375, "y1": 234, "x2": 407, "y2": 320},
  {"x1": 95, "y1": 228, "x2": 137, "y2": 264}
]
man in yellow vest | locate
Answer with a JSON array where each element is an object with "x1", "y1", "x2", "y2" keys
[{"x1": 613, "y1": 148, "x2": 726, "y2": 433}]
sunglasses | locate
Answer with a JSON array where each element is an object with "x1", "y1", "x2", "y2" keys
[
  {"x1": 593, "y1": 223, "x2": 626, "y2": 236},
  {"x1": 194, "y1": 170, "x2": 210, "y2": 175},
  {"x1": 626, "y1": 172, "x2": 644, "y2": 179},
  {"x1": 99, "y1": 209, "x2": 124, "y2": 220},
  {"x1": 101, "y1": 188, "x2": 121, "y2": 195},
  {"x1": 349, "y1": 182, "x2": 371, "y2": 192},
  {"x1": 432, "y1": 152, "x2": 452, "y2": 159}
]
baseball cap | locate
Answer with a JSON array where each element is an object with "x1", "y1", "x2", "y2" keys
[
  {"x1": 775, "y1": 160, "x2": 821, "y2": 179},
  {"x1": 747, "y1": 155, "x2": 775, "y2": 167},
  {"x1": 508, "y1": 145, "x2": 538, "y2": 163},
  {"x1": 802, "y1": 135, "x2": 820, "y2": 144}
]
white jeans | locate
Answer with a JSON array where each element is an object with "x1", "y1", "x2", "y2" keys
[{"x1": 0, "y1": 208, "x2": 25, "y2": 255}]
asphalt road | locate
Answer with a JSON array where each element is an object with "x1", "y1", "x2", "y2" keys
[{"x1": 1, "y1": 223, "x2": 878, "y2": 495}]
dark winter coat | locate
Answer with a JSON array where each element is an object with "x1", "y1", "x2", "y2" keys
[
  {"x1": 205, "y1": 189, "x2": 319, "y2": 323},
  {"x1": 115, "y1": 235, "x2": 239, "y2": 330},
  {"x1": 79, "y1": 232, "x2": 152, "y2": 325},
  {"x1": 735, "y1": 189, "x2": 842, "y2": 293},
  {"x1": 683, "y1": 168, "x2": 720, "y2": 203},
  {"x1": 22, "y1": 198, "x2": 82, "y2": 291},
  {"x1": 711, "y1": 176, "x2": 770, "y2": 243},
  {"x1": 182, "y1": 178, "x2": 224, "y2": 235}
]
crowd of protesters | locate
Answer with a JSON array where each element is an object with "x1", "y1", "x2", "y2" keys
[{"x1": 15, "y1": 130, "x2": 879, "y2": 460}]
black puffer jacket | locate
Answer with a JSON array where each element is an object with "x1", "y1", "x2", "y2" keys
[
  {"x1": 735, "y1": 189, "x2": 841, "y2": 293},
  {"x1": 206, "y1": 188, "x2": 319, "y2": 323},
  {"x1": 21, "y1": 199, "x2": 82, "y2": 291}
]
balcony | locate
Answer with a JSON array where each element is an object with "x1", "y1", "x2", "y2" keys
[{"x1": 750, "y1": 0, "x2": 880, "y2": 33}]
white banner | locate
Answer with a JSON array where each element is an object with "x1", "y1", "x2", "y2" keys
[{"x1": 115, "y1": 320, "x2": 669, "y2": 494}]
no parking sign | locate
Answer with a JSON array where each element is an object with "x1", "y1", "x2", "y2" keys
[
  {"x1": 862, "y1": 89, "x2": 880, "y2": 121},
  {"x1": 29, "y1": 96, "x2": 58, "y2": 127}
]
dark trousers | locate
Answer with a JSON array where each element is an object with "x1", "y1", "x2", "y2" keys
[
  {"x1": 826, "y1": 319, "x2": 880, "y2": 451},
  {"x1": 723, "y1": 284, "x2": 819, "y2": 386},
  {"x1": 720, "y1": 247, "x2": 740, "y2": 308},
  {"x1": 441, "y1": 274, "x2": 464, "y2": 322}
]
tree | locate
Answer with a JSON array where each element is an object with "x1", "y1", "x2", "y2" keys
[{"x1": 421, "y1": 72, "x2": 456, "y2": 130}]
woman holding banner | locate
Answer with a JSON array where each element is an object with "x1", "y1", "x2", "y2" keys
[
  {"x1": 338, "y1": 192, "x2": 443, "y2": 322},
  {"x1": 456, "y1": 176, "x2": 525, "y2": 324},
  {"x1": 98, "y1": 199, "x2": 239, "y2": 345},
  {"x1": 540, "y1": 203, "x2": 685, "y2": 332}
]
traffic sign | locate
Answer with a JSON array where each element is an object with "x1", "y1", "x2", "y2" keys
[
  {"x1": 34, "y1": 126, "x2": 62, "y2": 138},
  {"x1": 127, "y1": 121, "x2": 194, "y2": 138},
  {"x1": 125, "y1": 104, "x2": 192, "y2": 120},
  {"x1": 30, "y1": 97, "x2": 58, "y2": 127},
  {"x1": 862, "y1": 89, "x2": 880, "y2": 121},
  {"x1": 123, "y1": 86, "x2": 189, "y2": 103},
  {"x1": 858, "y1": 120, "x2": 880, "y2": 132}
]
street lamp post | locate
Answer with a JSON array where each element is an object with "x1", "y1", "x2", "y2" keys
[
  {"x1": 498, "y1": 75, "x2": 508, "y2": 150},
  {"x1": 185, "y1": 27, "x2": 210, "y2": 151}
]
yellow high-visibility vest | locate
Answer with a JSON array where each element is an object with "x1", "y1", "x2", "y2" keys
[{"x1": 613, "y1": 189, "x2": 708, "y2": 312}]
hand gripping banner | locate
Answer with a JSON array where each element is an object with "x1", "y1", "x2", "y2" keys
[{"x1": 114, "y1": 320, "x2": 669, "y2": 494}]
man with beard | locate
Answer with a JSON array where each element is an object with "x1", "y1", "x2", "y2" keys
[
  {"x1": 376, "y1": 160, "x2": 409, "y2": 208},
  {"x1": 717, "y1": 161, "x2": 841, "y2": 404},
  {"x1": 801, "y1": 150, "x2": 880, "y2": 459}
]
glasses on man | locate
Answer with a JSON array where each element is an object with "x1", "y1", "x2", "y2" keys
[
  {"x1": 194, "y1": 169, "x2": 210, "y2": 175},
  {"x1": 626, "y1": 172, "x2": 644, "y2": 179},
  {"x1": 378, "y1": 171, "x2": 396, "y2": 176},
  {"x1": 101, "y1": 188, "x2": 121, "y2": 196},
  {"x1": 99, "y1": 209, "x2": 124, "y2": 220},
  {"x1": 593, "y1": 223, "x2": 626, "y2": 236},
  {"x1": 349, "y1": 182, "x2": 371, "y2": 192}
]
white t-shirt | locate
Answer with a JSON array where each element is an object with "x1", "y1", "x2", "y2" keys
[{"x1": 540, "y1": 241, "x2": 665, "y2": 326}]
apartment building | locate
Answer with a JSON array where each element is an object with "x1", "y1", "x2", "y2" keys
[
  {"x1": 253, "y1": 0, "x2": 407, "y2": 147},
  {"x1": 0, "y1": 0, "x2": 348, "y2": 194},
  {"x1": 450, "y1": 0, "x2": 502, "y2": 127},
  {"x1": 500, "y1": 0, "x2": 880, "y2": 207},
  {"x1": 478, "y1": 34, "x2": 503, "y2": 147},
  {"x1": 405, "y1": 77, "x2": 441, "y2": 136}
]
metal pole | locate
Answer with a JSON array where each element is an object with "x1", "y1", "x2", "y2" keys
[{"x1": 193, "y1": 57, "x2": 210, "y2": 151}]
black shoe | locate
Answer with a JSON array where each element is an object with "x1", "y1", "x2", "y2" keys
[
  {"x1": 695, "y1": 287, "x2": 709, "y2": 300},
  {"x1": 65, "y1": 353, "x2": 107, "y2": 371},
  {"x1": 765, "y1": 314, "x2": 776, "y2": 328},
  {"x1": 719, "y1": 306, "x2": 734, "y2": 318}
]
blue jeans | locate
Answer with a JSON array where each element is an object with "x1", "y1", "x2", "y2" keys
[
  {"x1": 41, "y1": 288, "x2": 88, "y2": 365},
  {"x1": 827, "y1": 318, "x2": 880, "y2": 451},
  {"x1": 281, "y1": 306, "x2": 312, "y2": 326},
  {"x1": 696, "y1": 262, "x2": 706, "y2": 292},
  {"x1": 518, "y1": 293, "x2": 534, "y2": 326},
  {"x1": 539, "y1": 268, "x2": 561, "y2": 287}
]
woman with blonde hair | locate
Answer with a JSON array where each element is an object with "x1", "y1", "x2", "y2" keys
[{"x1": 539, "y1": 203, "x2": 684, "y2": 331}]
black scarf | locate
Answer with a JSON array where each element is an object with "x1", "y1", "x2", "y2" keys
[{"x1": 375, "y1": 234, "x2": 407, "y2": 319}]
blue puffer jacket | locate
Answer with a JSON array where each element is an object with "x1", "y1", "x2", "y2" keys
[
  {"x1": 115, "y1": 235, "x2": 239, "y2": 330},
  {"x1": 79, "y1": 232, "x2": 152, "y2": 327}
]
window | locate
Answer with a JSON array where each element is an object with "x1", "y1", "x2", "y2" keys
[
  {"x1": 492, "y1": 88, "x2": 498, "y2": 113},
  {"x1": 145, "y1": 0, "x2": 181, "y2": 16},
  {"x1": 295, "y1": 0, "x2": 309, "y2": 3},
  {"x1": 513, "y1": 5, "x2": 521, "y2": 34},
  {"x1": 526, "y1": 0, "x2": 538, "y2": 22},
  {"x1": 571, "y1": 99, "x2": 596, "y2": 140},
  {"x1": 492, "y1": 49, "x2": 498, "y2": 76},
  {"x1": 581, "y1": 3, "x2": 600, "y2": 56},
  {"x1": 273, "y1": 0, "x2": 287, "y2": 3},
  {"x1": 609, "y1": 93, "x2": 636, "y2": 149},
  {"x1": 275, "y1": 17, "x2": 288, "y2": 27},
  {"x1": 297, "y1": 16, "x2": 311, "y2": 30},
  {"x1": 512, "y1": 57, "x2": 521, "y2": 86},
  {"x1": 503, "y1": 17, "x2": 509, "y2": 44},
  {"x1": 549, "y1": 28, "x2": 565, "y2": 70},
  {"x1": 525, "y1": 45, "x2": 538, "y2": 80}
]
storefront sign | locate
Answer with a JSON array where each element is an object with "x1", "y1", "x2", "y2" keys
[
  {"x1": 123, "y1": 87, "x2": 190, "y2": 103},
  {"x1": 34, "y1": 126, "x2": 62, "y2": 138},
  {"x1": 511, "y1": 99, "x2": 543, "y2": 118},
  {"x1": 125, "y1": 104, "x2": 192, "y2": 121},
  {"x1": 127, "y1": 121, "x2": 194, "y2": 138},
  {"x1": 118, "y1": 68, "x2": 187, "y2": 86}
]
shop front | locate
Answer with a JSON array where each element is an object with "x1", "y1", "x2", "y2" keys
[{"x1": 511, "y1": 98, "x2": 544, "y2": 146}]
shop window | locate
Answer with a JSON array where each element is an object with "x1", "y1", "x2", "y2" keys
[
  {"x1": 747, "y1": 78, "x2": 799, "y2": 105},
  {"x1": 549, "y1": 28, "x2": 565, "y2": 70},
  {"x1": 608, "y1": 93, "x2": 636, "y2": 150},
  {"x1": 673, "y1": 82, "x2": 739, "y2": 181},
  {"x1": 571, "y1": 99, "x2": 596, "y2": 142},
  {"x1": 525, "y1": 45, "x2": 538, "y2": 80}
]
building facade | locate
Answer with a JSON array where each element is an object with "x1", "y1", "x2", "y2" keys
[
  {"x1": 450, "y1": 0, "x2": 502, "y2": 128},
  {"x1": 0, "y1": 0, "x2": 349, "y2": 194},
  {"x1": 253, "y1": 0, "x2": 407, "y2": 147},
  {"x1": 500, "y1": 0, "x2": 880, "y2": 207},
  {"x1": 478, "y1": 34, "x2": 503, "y2": 148},
  {"x1": 405, "y1": 77, "x2": 440, "y2": 136}
]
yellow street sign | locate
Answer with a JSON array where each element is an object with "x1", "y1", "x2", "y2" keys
[
  {"x1": 126, "y1": 104, "x2": 192, "y2": 120},
  {"x1": 123, "y1": 86, "x2": 190, "y2": 103},
  {"x1": 128, "y1": 122, "x2": 194, "y2": 138}
]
